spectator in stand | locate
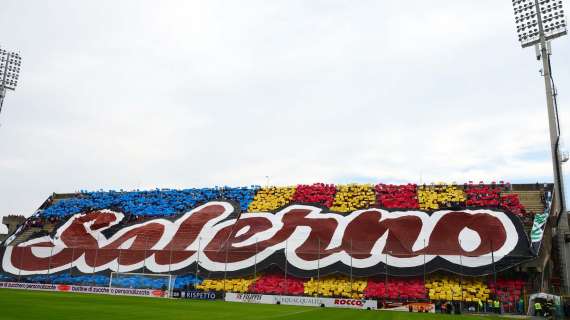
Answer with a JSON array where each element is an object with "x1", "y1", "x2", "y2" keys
[
  {"x1": 292, "y1": 183, "x2": 337, "y2": 208},
  {"x1": 375, "y1": 183, "x2": 419, "y2": 209},
  {"x1": 466, "y1": 182, "x2": 495, "y2": 207}
]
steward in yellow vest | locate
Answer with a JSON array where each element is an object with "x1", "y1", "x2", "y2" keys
[
  {"x1": 493, "y1": 300, "x2": 500, "y2": 314},
  {"x1": 534, "y1": 302, "x2": 542, "y2": 316}
]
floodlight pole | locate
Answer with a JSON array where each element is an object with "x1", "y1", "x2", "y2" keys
[{"x1": 532, "y1": 0, "x2": 570, "y2": 295}]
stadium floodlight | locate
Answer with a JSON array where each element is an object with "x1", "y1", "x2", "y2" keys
[
  {"x1": 513, "y1": 0, "x2": 567, "y2": 48},
  {"x1": 511, "y1": 0, "x2": 569, "y2": 294},
  {"x1": 0, "y1": 46, "x2": 22, "y2": 116}
]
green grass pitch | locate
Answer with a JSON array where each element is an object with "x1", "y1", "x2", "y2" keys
[{"x1": 0, "y1": 289, "x2": 505, "y2": 320}]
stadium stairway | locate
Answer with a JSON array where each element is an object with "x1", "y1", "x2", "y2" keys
[
  {"x1": 502, "y1": 190, "x2": 545, "y2": 214},
  {"x1": 11, "y1": 227, "x2": 42, "y2": 245}
]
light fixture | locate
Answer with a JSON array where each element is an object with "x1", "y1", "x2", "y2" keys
[
  {"x1": 0, "y1": 46, "x2": 23, "y2": 116},
  {"x1": 512, "y1": 0, "x2": 567, "y2": 47}
]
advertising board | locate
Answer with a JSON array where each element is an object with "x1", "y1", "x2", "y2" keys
[
  {"x1": 225, "y1": 292, "x2": 377, "y2": 310},
  {"x1": 0, "y1": 281, "x2": 167, "y2": 298}
]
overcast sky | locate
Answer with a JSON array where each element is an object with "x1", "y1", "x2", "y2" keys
[{"x1": 1, "y1": 1, "x2": 569, "y2": 233}]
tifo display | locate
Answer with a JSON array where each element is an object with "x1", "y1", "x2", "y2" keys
[
  {"x1": 0, "y1": 181, "x2": 552, "y2": 313},
  {"x1": 2, "y1": 201, "x2": 530, "y2": 277},
  {"x1": 23, "y1": 182, "x2": 537, "y2": 219}
]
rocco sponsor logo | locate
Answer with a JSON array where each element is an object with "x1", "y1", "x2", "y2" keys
[{"x1": 334, "y1": 299, "x2": 363, "y2": 306}]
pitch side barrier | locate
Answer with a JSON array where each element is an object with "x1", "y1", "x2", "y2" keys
[
  {"x1": 0, "y1": 281, "x2": 168, "y2": 298},
  {"x1": 225, "y1": 292, "x2": 378, "y2": 310}
]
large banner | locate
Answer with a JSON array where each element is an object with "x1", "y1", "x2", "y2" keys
[{"x1": 1, "y1": 201, "x2": 533, "y2": 277}]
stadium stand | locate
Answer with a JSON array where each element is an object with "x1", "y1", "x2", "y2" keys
[
  {"x1": 487, "y1": 278, "x2": 525, "y2": 306},
  {"x1": 425, "y1": 274, "x2": 490, "y2": 303},
  {"x1": 499, "y1": 193, "x2": 526, "y2": 217},
  {"x1": 249, "y1": 273, "x2": 305, "y2": 295},
  {"x1": 13, "y1": 273, "x2": 200, "y2": 290},
  {"x1": 292, "y1": 183, "x2": 337, "y2": 208},
  {"x1": 197, "y1": 276, "x2": 258, "y2": 293},
  {"x1": 330, "y1": 184, "x2": 376, "y2": 213},
  {"x1": 464, "y1": 182, "x2": 502, "y2": 208},
  {"x1": 364, "y1": 277, "x2": 426, "y2": 300},
  {"x1": 8, "y1": 182, "x2": 534, "y2": 222},
  {"x1": 374, "y1": 183, "x2": 419, "y2": 208},
  {"x1": 304, "y1": 275, "x2": 367, "y2": 299},
  {"x1": 40, "y1": 187, "x2": 259, "y2": 218},
  {"x1": 417, "y1": 183, "x2": 465, "y2": 210},
  {"x1": 11, "y1": 227, "x2": 43, "y2": 246},
  {"x1": 248, "y1": 186, "x2": 296, "y2": 212},
  {"x1": 0, "y1": 181, "x2": 556, "y2": 313},
  {"x1": 505, "y1": 190, "x2": 546, "y2": 213},
  {"x1": 502, "y1": 189, "x2": 546, "y2": 226}
]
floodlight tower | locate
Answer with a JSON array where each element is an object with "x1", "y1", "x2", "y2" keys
[
  {"x1": 511, "y1": 0, "x2": 569, "y2": 293},
  {"x1": 0, "y1": 46, "x2": 22, "y2": 117}
]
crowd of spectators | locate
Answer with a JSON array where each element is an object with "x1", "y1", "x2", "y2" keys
[
  {"x1": 197, "y1": 276, "x2": 257, "y2": 293},
  {"x1": 41, "y1": 187, "x2": 259, "y2": 218},
  {"x1": 304, "y1": 275, "x2": 367, "y2": 298},
  {"x1": 426, "y1": 274, "x2": 489, "y2": 302},
  {"x1": 27, "y1": 182, "x2": 543, "y2": 222},
  {"x1": 365, "y1": 277, "x2": 426, "y2": 300},
  {"x1": 330, "y1": 184, "x2": 376, "y2": 213},
  {"x1": 488, "y1": 278, "x2": 526, "y2": 313},
  {"x1": 464, "y1": 181, "x2": 504, "y2": 207},
  {"x1": 499, "y1": 194, "x2": 526, "y2": 217},
  {"x1": 249, "y1": 273, "x2": 305, "y2": 295},
  {"x1": 247, "y1": 186, "x2": 296, "y2": 212},
  {"x1": 292, "y1": 183, "x2": 337, "y2": 208},
  {"x1": 375, "y1": 183, "x2": 419, "y2": 209},
  {"x1": 417, "y1": 183, "x2": 466, "y2": 210}
]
